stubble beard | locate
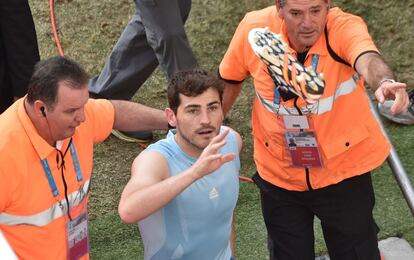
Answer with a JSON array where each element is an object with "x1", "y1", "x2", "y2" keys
[{"x1": 177, "y1": 125, "x2": 219, "y2": 154}]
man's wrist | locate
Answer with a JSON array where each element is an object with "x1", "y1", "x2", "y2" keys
[{"x1": 377, "y1": 78, "x2": 396, "y2": 89}]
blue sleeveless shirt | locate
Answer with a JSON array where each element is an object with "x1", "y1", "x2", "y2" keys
[{"x1": 138, "y1": 126, "x2": 240, "y2": 260}]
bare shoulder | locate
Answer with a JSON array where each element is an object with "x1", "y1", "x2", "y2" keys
[
  {"x1": 130, "y1": 150, "x2": 169, "y2": 183},
  {"x1": 120, "y1": 150, "x2": 170, "y2": 201},
  {"x1": 223, "y1": 126, "x2": 243, "y2": 153}
]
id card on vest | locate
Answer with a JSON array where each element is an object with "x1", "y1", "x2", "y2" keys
[
  {"x1": 66, "y1": 211, "x2": 89, "y2": 260},
  {"x1": 283, "y1": 116, "x2": 323, "y2": 168}
]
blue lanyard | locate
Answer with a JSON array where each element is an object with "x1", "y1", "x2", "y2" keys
[
  {"x1": 312, "y1": 54, "x2": 319, "y2": 71},
  {"x1": 268, "y1": 67, "x2": 281, "y2": 105},
  {"x1": 40, "y1": 141, "x2": 83, "y2": 198},
  {"x1": 273, "y1": 86, "x2": 281, "y2": 105},
  {"x1": 70, "y1": 143, "x2": 83, "y2": 182},
  {"x1": 271, "y1": 54, "x2": 319, "y2": 106}
]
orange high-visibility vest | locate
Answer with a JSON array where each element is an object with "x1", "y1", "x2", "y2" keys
[
  {"x1": 220, "y1": 6, "x2": 390, "y2": 191},
  {"x1": 0, "y1": 98, "x2": 114, "y2": 259}
]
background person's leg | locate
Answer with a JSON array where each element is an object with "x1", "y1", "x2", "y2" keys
[
  {"x1": 88, "y1": 5, "x2": 158, "y2": 100},
  {"x1": 0, "y1": 0, "x2": 39, "y2": 113},
  {"x1": 139, "y1": 0, "x2": 198, "y2": 80},
  {"x1": 89, "y1": 0, "x2": 197, "y2": 100},
  {"x1": 0, "y1": 38, "x2": 12, "y2": 113},
  {"x1": 89, "y1": 0, "x2": 197, "y2": 142}
]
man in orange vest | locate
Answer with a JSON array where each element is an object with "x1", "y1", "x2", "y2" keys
[
  {"x1": 0, "y1": 56, "x2": 167, "y2": 259},
  {"x1": 219, "y1": 0, "x2": 410, "y2": 259}
]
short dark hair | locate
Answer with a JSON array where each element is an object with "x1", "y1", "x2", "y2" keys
[
  {"x1": 26, "y1": 56, "x2": 89, "y2": 108},
  {"x1": 167, "y1": 69, "x2": 224, "y2": 113}
]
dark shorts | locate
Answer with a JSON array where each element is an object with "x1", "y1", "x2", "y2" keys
[{"x1": 253, "y1": 172, "x2": 381, "y2": 260}]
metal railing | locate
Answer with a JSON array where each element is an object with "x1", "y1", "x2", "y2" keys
[{"x1": 368, "y1": 96, "x2": 414, "y2": 217}]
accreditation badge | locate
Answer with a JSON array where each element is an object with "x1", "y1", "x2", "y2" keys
[
  {"x1": 67, "y1": 212, "x2": 89, "y2": 260},
  {"x1": 283, "y1": 115, "x2": 323, "y2": 168},
  {"x1": 284, "y1": 131, "x2": 323, "y2": 167}
]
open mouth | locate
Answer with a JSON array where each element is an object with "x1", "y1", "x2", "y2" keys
[{"x1": 197, "y1": 129, "x2": 215, "y2": 135}]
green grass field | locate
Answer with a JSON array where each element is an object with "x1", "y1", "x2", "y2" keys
[{"x1": 30, "y1": 0, "x2": 414, "y2": 258}]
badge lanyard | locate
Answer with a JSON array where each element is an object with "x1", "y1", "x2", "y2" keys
[
  {"x1": 311, "y1": 54, "x2": 319, "y2": 72},
  {"x1": 40, "y1": 138, "x2": 90, "y2": 259},
  {"x1": 40, "y1": 138, "x2": 83, "y2": 219},
  {"x1": 282, "y1": 54, "x2": 323, "y2": 168}
]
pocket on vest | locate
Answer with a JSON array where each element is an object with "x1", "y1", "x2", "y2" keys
[{"x1": 320, "y1": 123, "x2": 370, "y2": 160}]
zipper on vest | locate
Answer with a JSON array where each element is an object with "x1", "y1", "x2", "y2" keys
[
  {"x1": 305, "y1": 167, "x2": 313, "y2": 191},
  {"x1": 294, "y1": 97, "x2": 314, "y2": 191}
]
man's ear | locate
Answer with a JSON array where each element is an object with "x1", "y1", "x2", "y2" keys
[
  {"x1": 275, "y1": 0, "x2": 281, "y2": 9},
  {"x1": 33, "y1": 100, "x2": 47, "y2": 118},
  {"x1": 165, "y1": 108, "x2": 177, "y2": 128},
  {"x1": 275, "y1": 1, "x2": 284, "y2": 19}
]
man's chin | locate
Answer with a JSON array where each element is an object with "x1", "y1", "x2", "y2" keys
[
  {"x1": 194, "y1": 138, "x2": 212, "y2": 150},
  {"x1": 64, "y1": 128, "x2": 76, "y2": 139},
  {"x1": 300, "y1": 36, "x2": 319, "y2": 47}
]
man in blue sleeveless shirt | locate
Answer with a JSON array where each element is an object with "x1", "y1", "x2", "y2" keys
[{"x1": 119, "y1": 70, "x2": 242, "y2": 260}]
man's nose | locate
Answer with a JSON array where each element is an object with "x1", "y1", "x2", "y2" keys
[
  {"x1": 301, "y1": 13, "x2": 313, "y2": 28},
  {"x1": 200, "y1": 110, "x2": 211, "y2": 125},
  {"x1": 76, "y1": 108, "x2": 86, "y2": 123}
]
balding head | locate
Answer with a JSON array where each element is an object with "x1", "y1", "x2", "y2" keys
[
  {"x1": 276, "y1": 0, "x2": 329, "y2": 9},
  {"x1": 275, "y1": 0, "x2": 331, "y2": 52}
]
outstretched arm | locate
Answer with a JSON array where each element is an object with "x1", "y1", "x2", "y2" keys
[
  {"x1": 222, "y1": 83, "x2": 242, "y2": 115},
  {"x1": 118, "y1": 128, "x2": 236, "y2": 223},
  {"x1": 110, "y1": 100, "x2": 168, "y2": 132},
  {"x1": 355, "y1": 52, "x2": 409, "y2": 114}
]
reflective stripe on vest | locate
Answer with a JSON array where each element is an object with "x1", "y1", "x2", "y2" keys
[
  {"x1": 0, "y1": 179, "x2": 90, "y2": 226},
  {"x1": 257, "y1": 74, "x2": 359, "y2": 115}
]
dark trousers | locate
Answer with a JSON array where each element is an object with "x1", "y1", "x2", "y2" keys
[
  {"x1": 0, "y1": 0, "x2": 39, "y2": 113},
  {"x1": 89, "y1": 0, "x2": 198, "y2": 100},
  {"x1": 253, "y1": 173, "x2": 381, "y2": 260}
]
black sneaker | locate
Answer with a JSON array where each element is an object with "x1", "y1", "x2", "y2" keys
[{"x1": 111, "y1": 129, "x2": 153, "y2": 143}]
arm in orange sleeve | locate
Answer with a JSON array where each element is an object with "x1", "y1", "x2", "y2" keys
[
  {"x1": 222, "y1": 82, "x2": 242, "y2": 115},
  {"x1": 219, "y1": 15, "x2": 251, "y2": 115},
  {"x1": 329, "y1": 11, "x2": 409, "y2": 114},
  {"x1": 355, "y1": 52, "x2": 409, "y2": 114},
  {"x1": 219, "y1": 17, "x2": 250, "y2": 82},
  {"x1": 0, "y1": 169, "x2": 9, "y2": 213}
]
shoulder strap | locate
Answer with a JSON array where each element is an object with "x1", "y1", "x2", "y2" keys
[{"x1": 324, "y1": 26, "x2": 351, "y2": 67}]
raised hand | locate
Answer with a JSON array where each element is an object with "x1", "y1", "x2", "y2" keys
[{"x1": 190, "y1": 128, "x2": 235, "y2": 179}]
